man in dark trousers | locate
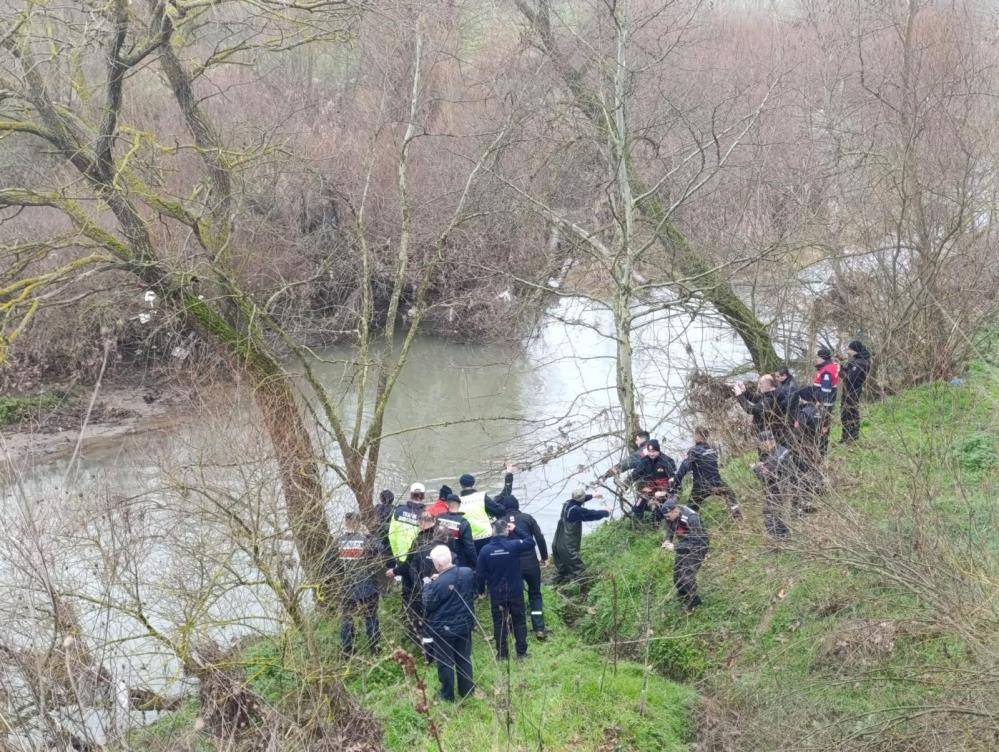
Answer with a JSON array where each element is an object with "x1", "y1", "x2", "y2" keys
[
  {"x1": 630, "y1": 439, "x2": 677, "y2": 521},
  {"x1": 840, "y1": 340, "x2": 871, "y2": 443},
  {"x1": 435, "y1": 494, "x2": 478, "y2": 569},
  {"x1": 552, "y1": 488, "x2": 610, "y2": 585},
  {"x1": 476, "y1": 519, "x2": 536, "y2": 660},
  {"x1": 671, "y1": 426, "x2": 741, "y2": 519},
  {"x1": 502, "y1": 493, "x2": 549, "y2": 640},
  {"x1": 660, "y1": 499, "x2": 709, "y2": 612},
  {"x1": 386, "y1": 512, "x2": 438, "y2": 663},
  {"x1": 322, "y1": 512, "x2": 381, "y2": 654},
  {"x1": 793, "y1": 386, "x2": 828, "y2": 491},
  {"x1": 423, "y1": 546, "x2": 477, "y2": 702},
  {"x1": 752, "y1": 431, "x2": 796, "y2": 540}
]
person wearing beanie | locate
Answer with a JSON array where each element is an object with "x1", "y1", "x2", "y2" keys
[
  {"x1": 425, "y1": 485, "x2": 452, "y2": 518},
  {"x1": 659, "y1": 499, "x2": 709, "y2": 612},
  {"x1": 502, "y1": 493, "x2": 549, "y2": 639},
  {"x1": 840, "y1": 340, "x2": 872, "y2": 443},
  {"x1": 476, "y1": 518, "x2": 537, "y2": 660},
  {"x1": 373, "y1": 489, "x2": 396, "y2": 563},
  {"x1": 458, "y1": 465, "x2": 515, "y2": 551},
  {"x1": 812, "y1": 348, "x2": 840, "y2": 455},
  {"x1": 630, "y1": 439, "x2": 678, "y2": 521},
  {"x1": 435, "y1": 495, "x2": 478, "y2": 569},
  {"x1": 751, "y1": 432, "x2": 795, "y2": 540},
  {"x1": 552, "y1": 488, "x2": 610, "y2": 585}
]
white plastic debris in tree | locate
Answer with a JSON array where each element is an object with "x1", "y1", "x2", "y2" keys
[
  {"x1": 143, "y1": 290, "x2": 157, "y2": 306},
  {"x1": 138, "y1": 312, "x2": 152, "y2": 324},
  {"x1": 171, "y1": 346, "x2": 190, "y2": 360},
  {"x1": 547, "y1": 278, "x2": 560, "y2": 289},
  {"x1": 497, "y1": 289, "x2": 513, "y2": 302}
]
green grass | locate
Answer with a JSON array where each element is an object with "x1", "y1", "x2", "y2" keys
[
  {"x1": 569, "y1": 360, "x2": 998, "y2": 750},
  {"x1": 133, "y1": 360, "x2": 997, "y2": 750},
  {"x1": 0, "y1": 392, "x2": 60, "y2": 426}
]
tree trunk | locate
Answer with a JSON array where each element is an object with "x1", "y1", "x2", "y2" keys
[{"x1": 253, "y1": 369, "x2": 333, "y2": 581}]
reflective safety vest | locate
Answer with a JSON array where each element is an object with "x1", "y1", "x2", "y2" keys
[
  {"x1": 388, "y1": 503, "x2": 424, "y2": 559},
  {"x1": 458, "y1": 490, "x2": 493, "y2": 540}
]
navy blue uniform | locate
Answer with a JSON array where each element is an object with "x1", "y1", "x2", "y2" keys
[
  {"x1": 503, "y1": 496, "x2": 549, "y2": 633},
  {"x1": 423, "y1": 565, "x2": 477, "y2": 701},
  {"x1": 477, "y1": 530, "x2": 536, "y2": 658},
  {"x1": 841, "y1": 349, "x2": 871, "y2": 443},
  {"x1": 393, "y1": 527, "x2": 438, "y2": 660},
  {"x1": 435, "y1": 511, "x2": 477, "y2": 569},
  {"x1": 673, "y1": 442, "x2": 740, "y2": 518},
  {"x1": 753, "y1": 444, "x2": 796, "y2": 539},
  {"x1": 664, "y1": 506, "x2": 709, "y2": 610},
  {"x1": 321, "y1": 532, "x2": 381, "y2": 653}
]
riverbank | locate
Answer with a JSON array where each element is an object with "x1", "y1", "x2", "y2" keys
[
  {"x1": 128, "y1": 358, "x2": 997, "y2": 751},
  {"x1": 0, "y1": 383, "x2": 189, "y2": 464}
]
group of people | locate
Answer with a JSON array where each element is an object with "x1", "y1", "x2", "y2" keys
[{"x1": 321, "y1": 341, "x2": 872, "y2": 703}]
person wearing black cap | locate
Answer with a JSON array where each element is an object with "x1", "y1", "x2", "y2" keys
[
  {"x1": 552, "y1": 488, "x2": 610, "y2": 585},
  {"x1": 774, "y1": 366, "x2": 799, "y2": 432},
  {"x1": 660, "y1": 499, "x2": 709, "y2": 611},
  {"x1": 476, "y1": 518, "x2": 537, "y2": 660},
  {"x1": 630, "y1": 439, "x2": 677, "y2": 521},
  {"x1": 751, "y1": 431, "x2": 794, "y2": 540},
  {"x1": 502, "y1": 493, "x2": 549, "y2": 639},
  {"x1": 671, "y1": 427, "x2": 741, "y2": 519},
  {"x1": 321, "y1": 512, "x2": 382, "y2": 654},
  {"x1": 435, "y1": 495, "x2": 478, "y2": 569},
  {"x1": 840, "y1": 340, "x2": 871, "y2": 443}
]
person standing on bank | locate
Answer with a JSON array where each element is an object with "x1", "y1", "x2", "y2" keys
[
  {"x1": 840, "y1": 340, "x2": 871, "y2": 444},
  {"x1": 660, "y1": 499, "x2": 709, "y2": 612},
  {"x1": 322, "y1": 512, "x2": 382, "y2": 654},
  {"x1": 502, "y1": 492, "x2": 549, "y2": 640},
  {"x1": 435, "y1": 494, "x2": 478, "y2": 569},
  {"x1": 552, "y1": 488, "x2": 610, "y2": 585},
  {"x1": 386, "y1": 512, "x2": 438, "y2": 662},
  {"x1": 671, "y1": 427, "x2": 741, "y2": 519},
  {"x1": 457, "y1": 469, "x2": 511, "y2": 550},
  {"x1": 476, "y1": 519, "x2": 537, "y2": 660},
  {"x1": 423, "y1": 546, "x2": 477, "y2": 702}
]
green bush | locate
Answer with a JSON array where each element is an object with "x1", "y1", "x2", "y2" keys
[
  {"x1": 649, "y1": 634, "x2": 707, "y2": 682},
  {"x1": 0, "y1": 392, "x2": 60, "y2": 425},
  {"x1": 956, "y1": 431, "x2": 997, "y2": 475}
]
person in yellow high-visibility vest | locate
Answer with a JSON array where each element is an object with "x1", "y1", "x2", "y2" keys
[
  {"x1": 388, "y1": 483, "x2": 427, "y2": 562},
  {"x1": 457, "y1": 469, "x2": 512, "y2": 552}
]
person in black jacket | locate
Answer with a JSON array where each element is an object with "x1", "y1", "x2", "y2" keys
[
  {"x1": 435, "y1": 495, "x2": 478, "y2": 569},
  {"x1": 322, "y1": 513, "x2": 382, "y2": 654},
  {"x1": 751, "y1": 432, "x2": 795, "y2": 540},
  {"x1": 671, "y1": 427, "x2": 741, "y2": 519},
  {"x1": 502, "y1": 492, "x2": 549, "y2": 639},
  {"x1": 477, "y1": 519, "x2": 536, "y2": 659},
  {"x1": 630, "y1": 439, "x2": 677, "y2": 521},
  {"x1": 552, "y1": 488, "x2": 610, "y2": 585},
  {"x1": 735, "y1": 375, "x2": 788, "y2": 444},
  {"x1": 386, "y1": 512, "x2": 439, "y2": 662},
  {"x1": 423, "y1": 546, "x2": 477, "y2": 702},
  {"x1": 373, "y1": 489, "x2": 395, "y2": 569},
  {"x1": 660, "y1": 500, "x2": 709, "y2": 612},
  {"x1": 599, "y1": 430, "x2": 651, "y2": 480},
  {"x1": 840, "y1": 340, "x2": 871, "y2": 444}
]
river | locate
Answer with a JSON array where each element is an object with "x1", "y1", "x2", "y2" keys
[{"x1": 0, "y1": 297, "x2": 752, "y2": 744}]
